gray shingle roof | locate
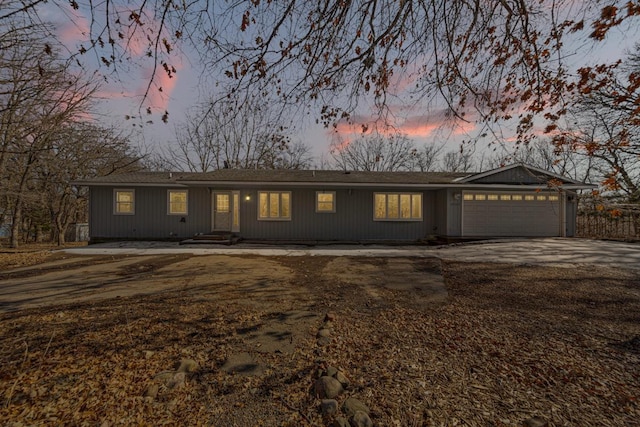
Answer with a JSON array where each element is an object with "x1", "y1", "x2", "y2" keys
[
  {"x1": 76, "y1": 169, "x2": 470, "y2": 185},
  {"x1": 74, "y1": 172, "x2": 196, "y2": 185},
  {"x1": 182, "y1": 169, "x2": 469, "y2": 184}
]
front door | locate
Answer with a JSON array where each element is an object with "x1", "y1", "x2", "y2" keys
[{"x1": 212, "y1": 192, "x2": 231, "y2": 231}]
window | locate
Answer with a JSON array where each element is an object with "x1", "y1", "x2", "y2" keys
[
  {"x1": 500, "y1": 194, "x2": 511, "y2": 201},
  {"x1": 216, "y1": 194, "x2": 229, "y2": 212},
  {"x1": 259, "y1": 191, "x2": 291, "y2": 220},
  {"x1": 316, "y1": 191, "x2": 336, "y2": 213},
  {"x1": 114, "y1": 189, "x2": 135, "y2": 214},
  {"x1": 524, "y1": 195, "x2": 535, "y2": 201},
  {"x1": 511, "y1": 194, "x2": 523, "y2": 201},
  {"x1": 475, "y1": 194, "x2": 486, "y2": 201},
  {"x1": 537, "y1": 195, "x2": 547, "y2": 201},
  {"x1": 232, "y1": 192, "x2": 240, "y2": 232},
  {"x1": 548, "y1": 195, "x2": 559, "y2": 201},
  {"x1": 374, "y1": 193, "x2": 422, "y2": 221},
  {"x1": 463, "y1": 194, "x2": 474, "y2": 201},
  {"x1": 168, "y1": 190, "x2": 188, "y2": 215},
  {"x1": 487, "y1": 194, "x2": 499, "y2": 201}
]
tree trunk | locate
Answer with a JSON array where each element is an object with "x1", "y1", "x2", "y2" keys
[
  {"x1": 9, "y1": 203, "x2": 22, "y2": 248},
  {"x1": 35, "y1": 224, "x2": 44, "y2": 243},
  {"x1": 55, "y1": 217, "x2": 67, "y2": 246}
]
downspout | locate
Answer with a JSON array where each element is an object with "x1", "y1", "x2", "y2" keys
[{"x1": 561, "y1": 190, "x2": 567, "y2": 237}]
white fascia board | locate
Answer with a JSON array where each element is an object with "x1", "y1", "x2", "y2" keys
[
  {"x1": 178, "y1": 180, "x2": 596, "y2": 190},
  {"x1": 72, "y1": 182, "x2": 188, "y2": 187}
]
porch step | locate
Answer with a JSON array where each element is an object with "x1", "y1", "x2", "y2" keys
[
  {"x1": 179, "y1": 232, "x2": 240, "y2": 245},
  {"x1": 192, "y1": 233, "x2": 231, "y2": 241}
]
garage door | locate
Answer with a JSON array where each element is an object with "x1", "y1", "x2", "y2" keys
[{"x1": 462, "y1": 192, "x2": 562, "y2": 237}]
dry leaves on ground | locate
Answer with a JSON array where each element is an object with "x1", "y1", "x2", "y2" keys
[{"x1": 0, "y1": 255, "x2": 638, "y2": 426}]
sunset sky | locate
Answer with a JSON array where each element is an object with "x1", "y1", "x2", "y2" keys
[{"x1": 45, "y1": 2, "x2": 640, "y2": 162}]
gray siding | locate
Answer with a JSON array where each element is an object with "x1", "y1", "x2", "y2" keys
[
  {"x1": 89, "y1": 185, "x2": 440, "y2": 241},
  {"x1": 472, "y1": 166, "x2": 549, "y2": 184},
  {"x1": 565, "y1": 191, "x2": 577, "y2": 237},
  {"x1": 437, "y1": 189, "x2": 462, "y2": 237},
  {"x1": 87, "y1": 183, "x2": 581, "y2": 241},
  {"x1": 89, "y1": 186, "x2": 212, "y2": 239},
  {"x1": 434, "y1": 190, "x2": 448, "y2": 236},
  {"x1": 222, "y1": 187, "x2": 438, "y2": 241}
]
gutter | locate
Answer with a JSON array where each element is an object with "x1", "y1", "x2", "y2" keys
[{"x1": 177, "y1": 180, "x2": 597, "y2": 190}]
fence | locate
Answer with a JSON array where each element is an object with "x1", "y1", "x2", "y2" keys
[{"x1": 576, "y1": 208, "x2": 640, "y2": 240}]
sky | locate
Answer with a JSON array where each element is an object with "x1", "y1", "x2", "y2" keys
[{"x1": 44, "y1": 1, "x2": 640, "y2": 164}]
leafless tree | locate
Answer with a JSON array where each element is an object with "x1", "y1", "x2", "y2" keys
[
  {"x1": 38, "y1": 123, "x2": 142, "y2": 245},
  {"x1": 484, "y1": 139, "x2": 595, "y2": 183},
  {"x1": 0, "y1": 22, "x2": 139, "y2": 246},
  {"x1": 330, "y1": 132, "x2": 421, "y2": 171},
  {"x1": 441, "y1": 143, "x2": 476, "y2": 172},
  {"x1": 159, "y1": 95, "x2": 313, "y2": 172},
  {"x1": 551, "y1": 46, "x2": 640, "y2": 202},
  {"x1": 411, "y1": 142, "x2": 447, "y2": 172},
  {"x1": 2, "y1": 0, "x2": 637, "y2": 142}
]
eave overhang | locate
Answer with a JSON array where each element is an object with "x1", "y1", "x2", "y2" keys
[{"x1": 177, "y1": 180, "x2": 596, "y2": 190}]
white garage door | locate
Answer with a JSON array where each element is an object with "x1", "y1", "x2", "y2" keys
[{"x1": 462, "y1": 192, "x2": 562, "y2": 237}]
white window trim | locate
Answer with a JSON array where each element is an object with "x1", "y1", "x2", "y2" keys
[
  {"x1": 315, "y1": 191, "x2": 336, "y2": 213},
  {"x1": 373, "y1": 192, "x2": 423, "y2": 221},
  {"x1": 167, "y1": 189, "x2": 188, "y2": 215},
  {"x1": 113, "y1": 189, "x2": 135, "y2": 215},
  {"x1": 258, "y1": 191, "x2": 292, "y2": 221}
]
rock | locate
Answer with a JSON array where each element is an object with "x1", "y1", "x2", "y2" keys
[
  {"x1": 350, "y1": 411, "x2": 373, "y2": 427},
  {"x1": 144, "y1": 350, "x2": 155, "y2": 360},
  {"x1": 177, "y1": 359, "x2": 198, "y2": 373},
  {"x1": 144, "y1": 384, "x2": 159, "y2": 399},
  {"x1": 332, "y1": 417, "x2": 350, "y2": 427},
  {"x1": 321, "y1": 399, "x2": 339, "y2": 417},
  {"x1": 334, "y1": 371, "x2": 350, "y2": 388},
  {"x1": 167, "y1": 372, "x2": 186, "y2": 389},
  {"x1": 317, "y1": 328, "x2": 332, "y2": 338},
  {"x1": 317, "y1": 337, "x2": 332, "y2": 346},
  {"x1": 523, "y1": 417, "x2": 548, "y2": 427},
  {"x1": 342, "y1": 397, "x2": 369, "y2": 417},
  {"x1": 323, "y1": 321, "x2": 334, "y2": 329},
  {"x1": 314, "y1": 376, "x2": 344, "y2": 399},
  {"x1": 326, "y1": 366, "x2": 339, "y2": 378},
  {"x1": 324, "y1": 313, "x2": 336, "y2": 322},
  {"x1": 154, "y1": 371, "x2": 176, "y2": 383}
]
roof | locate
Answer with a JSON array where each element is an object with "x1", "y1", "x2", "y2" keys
[
  {"x1": 74, "y1": 169, "x2": 470, "y2": 186},
  {"x1": 457, "y1": 163, "x2": 589, "y2": 186},
  {"x1": 73, "y1": 165, "x2": 595, "y2": 190},
  {"x1": 73, "y1": 172, "x2": 197, "y2": 186},
  {"x1": 181, "y1": 169, "x2": 469, "y2": 184}
]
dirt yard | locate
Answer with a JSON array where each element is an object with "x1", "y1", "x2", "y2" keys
[{"x1": 0, "y1": 249, "x2": 639, "y2": 426}]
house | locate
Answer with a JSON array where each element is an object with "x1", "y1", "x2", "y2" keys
[{"x1": 74, "y1": 164, "x2": 595, "y2": 243}]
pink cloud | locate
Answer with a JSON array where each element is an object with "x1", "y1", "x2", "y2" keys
[
  {"x1": 57, "y1": 12, "x2": 90, "y2": 47},
  {"x1": 139, "y1": 62, "x2": 181, "y2": 111},
  {"x1": 329, "y1": 109, "x2": 478, "y2": 142},
  {"x1": 53, "y1": 4, "x2": 180, "y2": 113}
]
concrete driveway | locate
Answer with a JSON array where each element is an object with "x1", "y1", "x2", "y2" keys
[{"x1": 61, "y1": 238, "x2": 640, "y2": 270}]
